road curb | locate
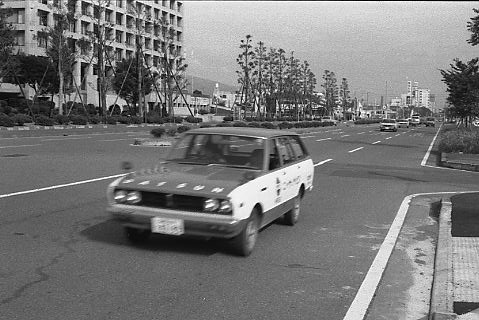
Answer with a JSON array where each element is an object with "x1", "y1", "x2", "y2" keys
[
  {"x1": 430, "y1": 197, "x2": 457, "y2": 320},
  {"x1": 440, "y1": 153, "x2": 479, "y2": 172}
]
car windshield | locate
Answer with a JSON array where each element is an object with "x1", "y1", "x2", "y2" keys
[
  {"x1": 382, "y1": 119, "x2": 396, "y2": 123},
  {"x1": 399, "y1": 119, "x2": 408, "y2": 122},
  {"x1": 166, "y1": 133, "x2": 266, "y2": 170}
]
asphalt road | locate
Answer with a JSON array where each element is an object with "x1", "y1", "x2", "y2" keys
[{"x1": 1, "y1": 123, "x2": 477, "y2": 320}]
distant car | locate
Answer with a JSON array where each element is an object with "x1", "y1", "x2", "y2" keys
[
  {"x1": 106, "y1": 127, "x2": 315, "y2": 256},
  {"x1": 379, "y1": 119, "x2": 398, "y2": 132},
  {"x1": 410, "y1": 115, "x2": 421, "y2": 126},
  {"x1": 397, "y1": 119, "x2": 410, "y2": 128},
  {"x1": 425, "y1": 117, "x2": 436, "y2": 127},
  {"x1": 321, "y1": 116, "x2": 338, "y2": 126}
]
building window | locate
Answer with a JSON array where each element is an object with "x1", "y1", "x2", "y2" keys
[
  {"x1": 105, "y1": 10, "x2": 112, "y2": 23},
  {"x1": 81, "y1": 21, "x2": 89, "y2": 35},
  {"x1": 116, "y1": 30, "x2": 122, "y2": 43},
  {"x1": 116, "y1": 12, "x2": 123, "y2": 25},
  {"x1": 38, "y1": 10, "x2": 48, "y2": 26},
  {"x1": 81, "y1": 2, "x2": 89, "y2": 16},
  {"x1": 162, "y1": 0, "x2": 167, "y2": 7},
  {"x1": 38, "y1": 0, "x2": 48, "y2": 4},
  {"x1": 15, "y1": 9, "x2": 25, "y2": 24},
  {"x1": 116, "y1": 0, "x2": 123, "y2": 8},
  {"x1": 170, "y1": 0, "x2": 175, "y2": 10},
  {"x1": 37, "y1": 31, "x2": 47, "y2": 48},
  {"x1": 177, "y1": 2, "x2": 182, "y2": 14},
  {"x1": 115, "y1": 49, "x2": 122, "y2": 61}
]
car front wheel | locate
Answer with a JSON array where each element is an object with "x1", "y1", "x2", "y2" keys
[
  {"x1": 284, "y1": 194, "x2": 301, "y2": 226},
  {"x1": 231, "y1": 209, "x2": 260, "y2": 256}
]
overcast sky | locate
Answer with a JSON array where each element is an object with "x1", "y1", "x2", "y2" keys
[{"x1": 182, "y1": 1, "x2": 479, "y2": 108}]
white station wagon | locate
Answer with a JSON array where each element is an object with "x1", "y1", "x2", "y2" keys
[{"x1": 106, "y1": 127, "x2": 315, "y2": 256}]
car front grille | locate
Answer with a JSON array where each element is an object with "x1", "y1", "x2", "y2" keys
[{"x1": 139, "y1": 191, "x2": 205, "y2": 211}]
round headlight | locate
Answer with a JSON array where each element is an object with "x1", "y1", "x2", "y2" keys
[
  {"x1": 203, "y1": 199, "x2": 219, "y2": 211},
  {"x1": 114, "y1": 190, "x2": 128, "y2": 203},
  {"x1": 126, "y1": 191, "x2": 142, "y2": 204},
  {"x1": 218, "y1": 200, "x2": 232, "y2": 213}
]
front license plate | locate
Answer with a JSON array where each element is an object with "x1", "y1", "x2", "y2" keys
[{"x1": 151, "y1": 217, "x2": 184, "y2": 235}]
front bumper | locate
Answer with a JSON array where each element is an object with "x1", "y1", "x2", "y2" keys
[
  {"x1": 380, "y1": 126, "x2": 397, "y2": 131},
  {"x1": 107, "y1": 205, "x2": 246, "y2": 238}
]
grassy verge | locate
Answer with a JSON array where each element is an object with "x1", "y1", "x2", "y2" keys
[{"x1": 438, "y1": 126, "x2": 479, "y2": 154}]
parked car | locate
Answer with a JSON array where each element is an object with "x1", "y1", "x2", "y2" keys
[
  {"x1": 425, "y1": 117, "x2": 436, "y2": 127},
  {"x1": 397, "y1": 119, "x2": 410, "y2": 128},
  {"x1": 321, "y1": 116, "x2": 338, "y2": 126},
  {"x1": 379, "y1": 119, "x2": 398, "y2": 132},
  {"x1": 106, "y1": 127, "x2": 315, "y2": 256}
]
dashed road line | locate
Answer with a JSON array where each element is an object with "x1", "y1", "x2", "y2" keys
[
  {"x1": 372, "y1": 141, "x2": 381, "y2": 145},
  {"x1": 0, "y1": 174, "x2": 126, "y2": 199},
  {"x1": 314, "y1": 159, "x2": 333, "y2": 167},
  {"x1": 348, "y1": 147, "x2": 364, "y2": 153},
  {"x1": 316, "y1": 138, "x2": 332, "y2": 142},
  {"x1": 340, "y1": 134, "x2": 350, "y2": 138},
  {"x1": 357, "y1": 132, "x2": 365, "y2": 135},
  {"x1": 385, "y1": 137, "x2": 392, "y2": 140},
  {"x1": 0, "y1": 144, "x2": 41, "y2": 149},
  {"x1": 42, "y1": 137, "x2": 92, "y2": 141}
]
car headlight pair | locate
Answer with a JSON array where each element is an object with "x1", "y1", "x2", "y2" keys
[
  {"x1": 203, "y1": 199, "x2": 232, "y2": 214},
  {"x1": 114, "y1": 190, "x2": 141, "y2": 204}
]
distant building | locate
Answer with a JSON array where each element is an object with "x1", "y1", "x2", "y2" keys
[{"x1": 2, "y1": 0, "x2": 184, "y2": 112}]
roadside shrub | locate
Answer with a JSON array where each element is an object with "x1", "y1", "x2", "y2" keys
[
  {"x1": 233, "y1": 121, "x2": 248, "y2": 127},
  {"x1": 278, "y1": 121, "x2": 293, "y2": 129},
  {"x1": 354, "y1": 119, "x2": 381, "y2": 125},
  {"x1": 177, "y1": 125, "x2": 191, "y2": 134},
  {"x1": 0, "y1": 113, "x2": 14, "y2": 127},
  {"x1": 223, "y1": 116, "x2": 233, "y2": 122},
  {"x1": 200, "y1": 124, "x2": 212, "y2": 128},
  {"x1": 70, "y1": 115, "x2": 88, "y2": 125},
  {"x1": 130, "y1": 116, "x2": 142, "y2": 124},
  {"x1": 438, "y1": 129, "x2": 479, "y2": 154},
  {"x1": 11, "y1": 114, "x2": 33, "y2": 126},
  {"x1": 151, "y1": 127, "x2": 166, "y2": 138},
  {"x1": 167, "y1": 128, "x2": 177, "y2": 136},
  {"x1": 118, "y1": 116, "x2": 131, "y2": 124},
  {"x1": 186, "y1": 115, "x2": 201, "y2": 123},
  {"x1": 215, "y1": 122, "x2": 232, "y2": 127},
  {"x1": 248, "y1": 122, "x2": 262, "y2": 128},
  {"x1": 106, "y1": 116, "x2": 118, "y2": 125},
  {"x1": 88, "y1": 116, "x2": 100, "y2": 124},
  {"x1": 198, "y1": 109, "x2": 209, "y2": 115},
  {"x1": 261, "y1": 122, "x2": 277, "y2": 129},
  {"x1": 35, "y1": 115, "x2": 54, "y2": 126},
  {"x1": 146, "y1": 112, "x2": 163, "y2": 124},
  {"x1": 55, "y1": 114, "x2": 70, "y2": 125},
  {"x1": 174, "y1": 116, "x2": 183, "y2": 124}
]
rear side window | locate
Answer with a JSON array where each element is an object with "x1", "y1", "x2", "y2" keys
[
  {"x1": 288, "y1": 136, "x2": 307, "y2": 160},
  {"x1": 277, "y1": 137, "x2": 295, "y2": 165}
]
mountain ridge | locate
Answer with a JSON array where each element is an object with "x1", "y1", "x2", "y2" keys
[{"x1": 185, "y1": 75, "x2": 238, "y2": 96}]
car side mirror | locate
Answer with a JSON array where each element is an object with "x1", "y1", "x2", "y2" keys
[{"x1": 121, "y1": 161, "x2": 133, "y2": 171}]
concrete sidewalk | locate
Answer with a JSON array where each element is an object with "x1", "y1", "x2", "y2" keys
[{"x1": 430, "y1": 193, "x2": 479, "y2": 320}]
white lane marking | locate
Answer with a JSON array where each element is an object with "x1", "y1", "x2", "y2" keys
[
  {"x1": 385, "y1": 137, "x2": 392, "y2": 140},
  {"x1": 395, "y1": 134, "x2": 400, "y2": 137},
  {"x1": 42, "y1": 137, "x2": 92, "y2": 141},
  {"x1": 301, "y1": 135, "x2": 315, "y2": 138},
  {"x1": 421, "y1": 125, "x2": 442, "y2": 166},
  {"x1": 372, "y1": 141, "x2": 381, "y2": 145},
  {"x1": 0, "y1": 144, "x2": 41, "y2": 149},
  {"x1": 343, "y1": 190, "x2": 479, "y2": 320},
  {"x1": 341, "y1": 134, "x2": 350, "y2": 138},
  {"x1": 314, "y1": 159, "x2": 333, "y2": 167},
  {"x1": 348, "y1": 147, "x2": 364, "y2": 153},
  {"x1": 0, "y1": 173, "x2": 126, "y2": 199},
  {"x1": 357, "y1": 132, "x2": 365, "y2": 135},
  {"x1": 316, "y1": 138, "x2": 332, "y2": 142}
]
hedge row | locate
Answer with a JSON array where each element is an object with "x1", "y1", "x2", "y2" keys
[{"x1": 0, "y1": 112, "x2": 204, "y2": 127}]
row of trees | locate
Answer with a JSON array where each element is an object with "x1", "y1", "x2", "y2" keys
[
  {"x1": 440, "y1": 8, "x2": 479, "y2": 127},
  {"x1": 235, "y1": 34, "x2": 352, "y2": 119},
  {"x1": 0, "y1": 0, "x2": 189, "y2": 120}
]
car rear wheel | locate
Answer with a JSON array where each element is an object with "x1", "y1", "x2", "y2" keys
[
  {"x1": 284, "y1": 193, "x2": 301, "y2": 226},
  {"x1": 231, "y1": 209, "x2": 259, "y2": 256},
  {"x1": 124, "y1": 227, "x2": 151, "y2": 243}
]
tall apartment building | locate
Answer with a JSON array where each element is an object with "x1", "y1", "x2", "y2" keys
[
  {"x1": 401, "y1": 80, "x2": 431, "y2": 110},
  {"x1": 2, "y1": 0, "x2": 184, "y2": 109}
]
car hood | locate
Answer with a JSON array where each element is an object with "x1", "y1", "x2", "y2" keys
[{"x1": 115, "y1": 162, "x2": 258, "y2": 197}]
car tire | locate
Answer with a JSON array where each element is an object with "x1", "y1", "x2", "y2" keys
[
  {"x1": 125, "y1": 227, "x2": 151, "y2": 243},
  {"x1": 231, "y1": 209, "x2": 260, "y2": 257},
  {"x1": 284, "y1": 194, "x2": 301, "y2": 226}
]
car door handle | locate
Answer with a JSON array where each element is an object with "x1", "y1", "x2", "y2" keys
[{"x1": 261, "y1": 187, "x2": 267, "y2": 191}]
